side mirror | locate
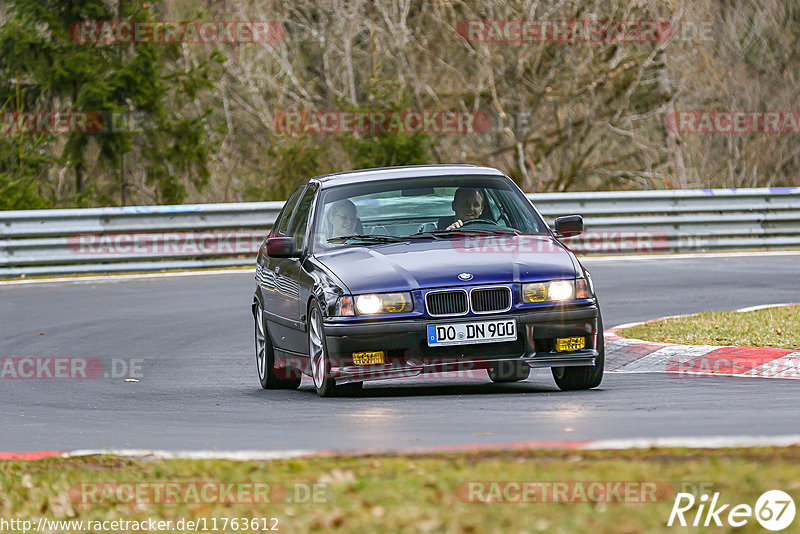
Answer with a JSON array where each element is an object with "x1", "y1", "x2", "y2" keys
[
  {"x1": 554, "y1": 215, "x2": 583, "y2": 238},
  {"x1": 266, "y1": 236, "x2": 299, "y2": 258}
]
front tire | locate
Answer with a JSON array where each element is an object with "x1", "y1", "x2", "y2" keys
[
  {"x1": 552, "y1": 315, "x2": 604, "y2": 391},
  {"x1": 308, "y1": 301, "x2": 362, "y2": 397},
  {"x1": 255, "y1": 301, "x2": 301, "y2": 390}
]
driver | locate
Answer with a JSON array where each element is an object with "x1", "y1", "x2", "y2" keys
[
  {"x1": 327, "y1": 199, "x2": 359, "y2": 239},
  {"x1": 437, "y1": 187, "x2": 486, "y2": 230}
]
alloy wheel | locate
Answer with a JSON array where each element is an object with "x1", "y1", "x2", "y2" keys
[
  {"x1": 309, "y1": 307, "x2": 326, "y2": 389},
  {"x1": 255, "y1": 304, "x2": 267, "y2": 380}
]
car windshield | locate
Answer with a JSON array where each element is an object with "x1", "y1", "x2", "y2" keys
[{"x1": 312, "y1": 174, "x2": 549, "y2": 252}]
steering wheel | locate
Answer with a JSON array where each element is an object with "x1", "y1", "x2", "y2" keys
[{"x1": 459, "y1": 218, "x2": 500, "y2": 227}]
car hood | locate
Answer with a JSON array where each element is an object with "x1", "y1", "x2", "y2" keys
[{"x1": 314, "y1": 235, "x2": 577, "y2": 294}]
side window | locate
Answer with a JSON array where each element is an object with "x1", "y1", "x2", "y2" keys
[
  {"x1": 288, "y1": 186, "x2": 316, "y2": 249},
  {"x1": 275, "y1": 186, "x2": 306, "y2": 236}
]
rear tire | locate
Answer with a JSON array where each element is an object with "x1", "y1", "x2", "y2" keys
[
  {"x1": 488, "y1": 360, "x2": 531, "y2": 383},
  {"x1": 552, "y1": 315, "x2": 604, "y2": 391},
  {"x1": 255, "y1": 301, "x2": 301, "y2": 390}
]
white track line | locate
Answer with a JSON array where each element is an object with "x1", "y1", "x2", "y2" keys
[
  {"x1": 581, "y1": 250, "x2": 800, "y2": 262},
  {"x1": 608, "y1": 321, "x2": 648, "y2": 330},
  {"x1": 582, "y1": 435, "x2": 800, "y2": 450},
  {"x1": 65, "y1": 449, "x2": 314, "y2": 461},
  {"x1": 609, "y1": 313, "x2": 695, "y2": 332},
  {"x1": 736, "y1": 303, "x2": 795, "y2": 313},
  {"x1": 50, "y1": 435, "x2": 800, "y2": 460}
]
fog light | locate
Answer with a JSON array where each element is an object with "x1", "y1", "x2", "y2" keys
[
  {"x1": 352, "y1": 351, "x2": 385, "y2": 365},
  {"x1": 556, "y1": 337, "x2": 586, "y2": 352}
]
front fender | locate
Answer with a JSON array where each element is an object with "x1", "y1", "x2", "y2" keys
[{"x1": 303, "y1": 256, "x2": 350, "y2": 319}]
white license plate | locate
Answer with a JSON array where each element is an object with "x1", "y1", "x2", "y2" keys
[{"x1": 427, "y1": 319, "x2": 517, "y2": 347}]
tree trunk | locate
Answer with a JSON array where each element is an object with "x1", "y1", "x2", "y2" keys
[
  {"x1": 120, "y1": 152, "x2": 128, "y2": 205},
  {"x1": 655, "y1": 49, "x2": 688, "y2": 188},
  {"x1": 75, "y1": 163, "x2": 83, "y2": 193}
]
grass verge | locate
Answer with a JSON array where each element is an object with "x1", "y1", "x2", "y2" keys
[
  {"x1": 2, "y1": 448, "x2": 799, "y2": 533},
  {"x1": 618, "y1": 305, "x2": 800, "y2": 349}
]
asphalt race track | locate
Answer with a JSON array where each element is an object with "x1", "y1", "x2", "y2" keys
[{"x1": 1, "y1": 254, "x2": 799, "y2": 453}]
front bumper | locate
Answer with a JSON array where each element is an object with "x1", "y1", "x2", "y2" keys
[{"x1": 323, "y1": 304, "x2": 600, "y2": 385}]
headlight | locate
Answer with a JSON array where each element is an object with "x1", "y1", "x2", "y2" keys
[
  {"x1": 548, "y1": 280, "x2": 574, "y2": 301},
  {"x1": 522, "y1": 283, "x2": 548, "y2": 303},
  {"x1": 356, "y1": 294, "x2": 382, "y2": 314},
  {"x1": 353, "y1": 292, "x2": 413, "y2": 315},
  {"x1": 522, "y1": 280, "x2": 587, "y2": 303}
]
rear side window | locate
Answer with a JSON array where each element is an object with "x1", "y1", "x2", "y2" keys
[{"x1": 275, "y1": 186, "x2": 306, "y2": 236}]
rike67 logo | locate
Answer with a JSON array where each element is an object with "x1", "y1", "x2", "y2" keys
[{"x1": 668, "y1": 490, "x2": 795, "y2": 531}]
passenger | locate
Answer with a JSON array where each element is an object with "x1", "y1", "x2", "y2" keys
[
  {"x1": 437, "y1": 187, "x2": 486, "y2": 230},
  {"x1": 326, "y1": 199, "x2": 359, "y2": 240}
]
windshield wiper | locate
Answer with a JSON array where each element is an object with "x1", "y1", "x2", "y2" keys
[
  {"x1": 417, "y1": 229, "x2": 520, "y2": 238},
  {"x1": 327, "y1": 234, "x2": 405, "y2": 244}
]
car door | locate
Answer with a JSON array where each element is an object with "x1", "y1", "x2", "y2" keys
[
  {"x1": 275, "y1": 184, "x2": 318, "y2": 352},
  {"x1": 258, "y1": 185, "x2": 306, "y2": 352}
]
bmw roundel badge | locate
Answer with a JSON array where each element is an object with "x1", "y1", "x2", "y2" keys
[{"x1": 458, "y1": 272, "x2": 473, "y2": 281}]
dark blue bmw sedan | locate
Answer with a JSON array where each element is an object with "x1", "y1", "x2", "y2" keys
[{"x1": 253, "y1": 165, "x2": 603, "y2": 396}]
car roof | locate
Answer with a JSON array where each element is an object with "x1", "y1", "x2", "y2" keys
[{"x1": 309, "y1": 164, "x2": 506, "y2": 188}]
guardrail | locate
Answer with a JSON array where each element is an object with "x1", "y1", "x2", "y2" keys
[{"x1": 1, "y1": 187, "x2": 799, "y2": 277}]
